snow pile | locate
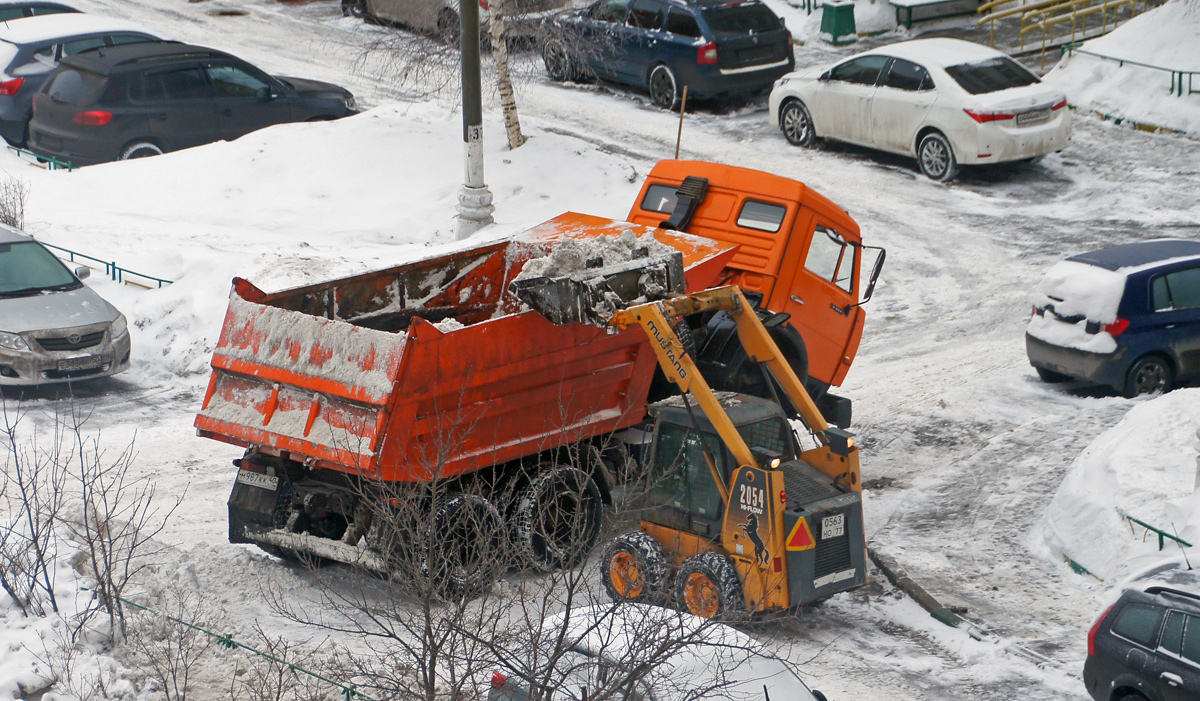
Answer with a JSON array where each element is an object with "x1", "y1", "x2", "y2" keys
[
  {"x1": 1044, "y1": 0, "x2": 1200, "y2": 135},
  {"x1": 513, "y1": 229, "x2": 677, "y2": 281},
  {"x1": 1031, "y1": 388, "x2": 1200, "y2": 581}
]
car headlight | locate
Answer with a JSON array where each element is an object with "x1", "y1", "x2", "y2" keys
[
  {"x1": 344, "y1": 96, "x2": 357, "y2": 112},
  {"x1": 111, "y1": 313, "x2": 128, "y2": 339},
  {"x1": 0, "y1": 331, "x2": 29, "y2": 351}
]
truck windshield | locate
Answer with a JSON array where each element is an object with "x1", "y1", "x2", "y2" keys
[
  {"x1": 0, "y1": 241, "x2": 80, "y2": 296},
  {"x1": 944, "y1": 56, "x2": 1039, "y2": 95}
]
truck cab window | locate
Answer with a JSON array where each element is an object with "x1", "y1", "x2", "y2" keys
[
  {"x1": 640, "y1": 183, "x2": 678, "y2": 214},
  {"x1": 737, "y1": 200, "x2": 786, "y2": 233},
  {"x1": 805, "y1": 225, "x2": 856, "y2": 294}
]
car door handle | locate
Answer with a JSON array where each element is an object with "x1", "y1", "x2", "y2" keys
[
  {"x1": 831, "y1": 303, "x2": 849, "y2": 316},
  {"x1": 220, "y1": 108, "x2": 233, "y2": 117},
  {"x1": 790, "y1": 295, "x2": 805, "y2": 306},
  {"x1": 1166, "y1": 324, "x2": 1177, "y2": 329},
  {"x1": 1162, "y1": 672, "x2": 1183, "y2": 687}
]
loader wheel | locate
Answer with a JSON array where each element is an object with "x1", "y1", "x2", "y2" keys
[
  {"x1": 675, "y1": 553, "x2": 743, "y2": 619},
  {"x1": 513, "y1": 466, "x2": 603, "y2": 570},
  {"x1": 427, "y1": 494, "x2": 506, "y2": 598},
  {"x1": 602, "y1": 531, "x2": 669, "y2": 603}
]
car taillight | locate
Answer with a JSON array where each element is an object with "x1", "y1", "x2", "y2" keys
[
  {"x1": 1105, "y1": 318, "x2": 1129, "y2": 336},
  {"x1": 1087, "y1": 605, "x2": 1113, "y2": 657},
  {"x1": 697, "y1": 42, "x2": 718, "y2": 65},
  {"x1": 1052, "y1": 98, "x2": 1067, "y2": 110},
  {"x1": 963, "y1": 108, "x2": 1015, "y2": 123},
  {"x1": 0, "y1": 78, "x2": 24, "y2": 96},
  {"x1": 479, "y1": 0, "x2": 488, "y2": 7},
  {"x1": 72, "y1": 110, "x2": 113, "y2": 126},
  {"x1": 491, "y1": 671, "x2": 507, "y2": 688}
]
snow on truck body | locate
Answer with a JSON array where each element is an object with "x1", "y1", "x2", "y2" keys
[
  {"x1": 1026, "y1": 239, "x2": 1200, "y2": 396},
  {"x1": 195, "y1": 213, "x2": 737, "y2": 483}
]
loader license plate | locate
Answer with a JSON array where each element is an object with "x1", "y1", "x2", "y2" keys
[
  {"x1": 822, "y1": 514, "x2": 845, "y2": 539},
  {"x1": 236, "y1": 470, "x2": 278, "y2": 491},
  {"x1": 1016, "y1": 108, "x2": 1050, "y2": 125}
]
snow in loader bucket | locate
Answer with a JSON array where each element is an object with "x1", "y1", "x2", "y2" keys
[{"x1": 509, "y1": 248, "x2": 687, "y2": 326}]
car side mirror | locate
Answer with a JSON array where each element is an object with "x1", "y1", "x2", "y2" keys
[
  {"x1": 74, "y1": 265, "x2": 90, "y2": 280},
  {"x1": 257, "y1": 86, "x2": 277, "y2": 101},
  {"x1": 819, "y1": 70, "x2": 831, "y2": 81},
  {"x1": 811, "y1": 691, "x2": 828, "y2": 701}
]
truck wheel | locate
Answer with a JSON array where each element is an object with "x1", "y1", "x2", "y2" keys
[
  {"x1": 601, "y1": 532, "x2": 668, "y2": 603},
  {"x1": 513, "y1": 466, "x2": 603, "y2": 571},
  {"x1": 675, "y1": 552, "x2": 744, "y2": 619},
  {"x1": 427, "y1": 494, "x2": 505, "y2": 598}
]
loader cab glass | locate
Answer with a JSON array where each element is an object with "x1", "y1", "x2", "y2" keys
[{"x1": 649, "y1": 423, "x2": 726, "y2": 533}]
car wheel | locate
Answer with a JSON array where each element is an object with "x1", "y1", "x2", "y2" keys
[
  {"x1": 780, "y1": 99, "x2": 816, "y2": 148},
  {"x1": 674, "y1": 552, "x2": 744, "y2": 619},
  {"x1": 542, "y1": 38, "x2": 574, "y2": 82},
  {"x1": 648, "y1": 64, "x2": 679, "y2": 111},
  {"x1": 1036, "y1": 367, "x2": 1071, "y2": 383},
  {"x1": 120, "y1": 141, "x2": 163, "y2": 160},
  {"x1": 341, "y1": 0, "x2": 366, "y2": 17},
  {"x1": 1123, "y1": 355, "x2": 1172, "y2": 398},
  {"x1": 436, "y1": 9, "x2": 461, "y2": 46},
  {"x1": 917, "y1": 131, "x2": 959, "y2": 182},
  {"x1": 601, "y1": 532, "x2": 669, "y2": 604}
]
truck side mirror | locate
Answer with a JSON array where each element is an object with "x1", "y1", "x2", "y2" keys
[{"x1": 858, "y1": 246, "x2": 886, "y2": 305}]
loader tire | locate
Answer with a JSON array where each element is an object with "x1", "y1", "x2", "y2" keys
[
  {"x1": 601, "y1": 531, "x2": 669, "y2": 604},
  {"x1": 426, "y1": 494, "x2": 506, "y2": 599},
  {"x1": 513, "y1": 466, "x2": 603, "y2": 571},
  {"x1": 675, "y1": 552, "x2": 744, "y2": 619}
]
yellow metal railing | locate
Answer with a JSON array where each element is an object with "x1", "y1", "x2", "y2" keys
[{"x1": 977, "y1": 0, "x2": 1161, "y2": 61}]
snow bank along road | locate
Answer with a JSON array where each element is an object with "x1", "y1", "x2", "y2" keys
[{"x1": 6, "y1": 0, "x2": 1200, "y2": 698}]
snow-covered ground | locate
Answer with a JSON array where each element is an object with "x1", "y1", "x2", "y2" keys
[
  {"x1": 1, "y1": 0, "x2": 1198, "y2": 698},
  {"x1": 1046, "y1": 0, "x2": 1200, "y2": 135}
]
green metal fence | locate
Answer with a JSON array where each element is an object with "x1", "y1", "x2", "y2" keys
[
  {"x1": 6, "y1": 145, "x2": 74, "y2": 171},
  {"x1": 40, "y1": 241, "x2": 173, "y2": 289},
  {"x1": 1064, "y1": 44, "x2": 1200, "y2": 97}
]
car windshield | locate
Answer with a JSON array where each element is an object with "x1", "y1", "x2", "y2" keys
[
  {"x1": 43, "y1": 67, "x2": 107, "y2": 105},
  {"x1": 944, "y1": 55, "x2": 1040, "y2": 95},
  {"x1": 700, "y1": 3, "x2": 780, "y2": 33},
  {"x1": 0, "y1": 240, "x2": 80, "y2": 296}
]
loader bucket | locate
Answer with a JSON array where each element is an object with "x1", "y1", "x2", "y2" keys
[{"x1": 510, "y1": 250, "x2": 687, "y2": 326}]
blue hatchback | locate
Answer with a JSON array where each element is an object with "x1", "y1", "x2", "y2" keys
[
  {"x1": 1026, "y1": 239, "x2": 1200, "y2": 397},
  {"x1": 539, "y1": 0, "x2": 793, "y2": 110}
]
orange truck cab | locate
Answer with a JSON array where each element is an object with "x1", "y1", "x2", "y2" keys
[{"x1": 627, "y1": 161, "x2": 884, "y2": 421}]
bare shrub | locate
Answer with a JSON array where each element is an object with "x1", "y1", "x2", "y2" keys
[
  {"x1": 228, "y1": 623, "x2": 336, "y2": 701},
  {"x1": 123, "y1": 584, "x2": 216, "y2": 701},
  {"x1": 0, "y1": 173, "x2": 29, "y2": 229}
]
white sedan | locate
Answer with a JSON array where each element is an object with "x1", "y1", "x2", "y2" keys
[{"x1": 768, "y1": 38, "x2": 1071, "y2": 181}]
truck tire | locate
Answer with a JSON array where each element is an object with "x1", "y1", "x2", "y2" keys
[
  {"x1": 426, "y1": 494, "x2": 505, "y2": 598},
  {"x1": 674, "y1": 552, "x2": 744, "y2": 619},
  {"x1": 513, "y1": 466, "x2": 603, "y2": 570},
  {"x1": 601, "y1": 532, "x2": 669, "y2": 603}
]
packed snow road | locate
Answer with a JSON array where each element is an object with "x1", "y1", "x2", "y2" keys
[{"x1": 4, "y1": 0, "x2": 1198, "y2": 698}]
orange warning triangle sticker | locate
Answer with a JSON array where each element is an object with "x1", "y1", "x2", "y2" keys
[{"x1": 786, "y1": 518, "x2": 815, "y2": 551}]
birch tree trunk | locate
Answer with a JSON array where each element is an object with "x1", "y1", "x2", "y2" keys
[{"x1": 486, "y1": 0, "x2": 527, "y2": 149}]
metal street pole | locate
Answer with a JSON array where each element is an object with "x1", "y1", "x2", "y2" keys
[{"x1": 455, "y1": 0, "x2": 494, "y2": 240}]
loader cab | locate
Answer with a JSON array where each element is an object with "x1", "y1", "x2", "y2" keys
[{"x1": 644, "y1": 393, "x2": 796, "y2": 539}]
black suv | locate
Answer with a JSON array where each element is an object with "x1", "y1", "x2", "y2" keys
[
  {"x1": 539, "y1": 0, "x2": 793, "y2": 110},
  {"x1": 1084, "y1": 564, "x2": 1200, "y2": 700},
  {"x1": 28, "y1": 41, "x2": 357, "y2": 166}
]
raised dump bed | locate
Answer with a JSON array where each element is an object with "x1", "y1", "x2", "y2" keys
[{"x1": 194, "y1": 213, "x2": 737, "y2": 586}]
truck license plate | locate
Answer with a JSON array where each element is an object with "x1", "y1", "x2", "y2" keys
[
  {"x1": 236, "y1": 470, "x2": 278, "y2": 491},
  {"x1": 57, "y1": 355, "x2": 104, "y2": 371},
  {"x1": 822, "y1": 514, "x2": 845, "y2": 539},
  {"x1": 1016, "y1": 108, "x2": 1050, "y2": 125}
]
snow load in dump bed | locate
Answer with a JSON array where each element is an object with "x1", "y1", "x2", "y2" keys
[{"x1": 195, "y1": 213, "x2": 738, "y2": 481}]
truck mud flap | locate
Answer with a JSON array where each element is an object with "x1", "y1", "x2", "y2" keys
[{"x1": 228, "y1": 466, "x2": 293, "y2": 545}]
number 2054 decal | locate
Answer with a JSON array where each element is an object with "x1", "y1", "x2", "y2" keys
[{"x1": 738, "y1": 484, "x2": 766, "y2": 513}]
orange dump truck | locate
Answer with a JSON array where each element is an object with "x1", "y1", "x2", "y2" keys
[{"x1": 195, "y1": 213, "x2": 737, "y2": 586}]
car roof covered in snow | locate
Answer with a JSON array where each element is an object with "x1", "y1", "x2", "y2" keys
[
  {"x1": 1067, "y1": 239, "x2": 1200, "y2": 272},
  {"x1": 59, "y1": 40, "x2": 231, "y2": 74},
  {"x1": 857, "y1": 38, "x2": 1006, "y2": 68},
  {"x1": 1127, "y1": 562, "x2": 1200, "y2": 604},
  {"x1": 0, "y1": 12, "x2": 149, "y2": 45}
]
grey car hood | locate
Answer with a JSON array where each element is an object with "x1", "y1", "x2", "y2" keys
[
  {"x1": 277, "y1": 76, "x2": 351, "y2": 99},
  {"x1": 0, "y1": 285, "x2": 119, "y2": 334}
]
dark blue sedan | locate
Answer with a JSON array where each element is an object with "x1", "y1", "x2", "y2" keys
[
  {"x1": 539, "y1": 0, "x2": 793, "y2": 110},
  {"x1": 1026, "y1": 239, "x2": 1200, "y2": 397}
]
